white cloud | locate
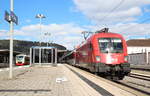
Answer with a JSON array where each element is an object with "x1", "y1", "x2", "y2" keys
[
  {"x1": 56, "y1": 36, "x2": 84, "y2": 49},
  {"x1": 0, "y1": 23, "x2": 85, "y2": 49},
  {"x1": 0, "y1": 30, "x2": 9, "y2": 39},
  {"x1": 1, "y1": 0, "x2": 150, "y2": 50},
  {"x1": 18, "y1": 23, "x2": 150, "y2": 48},
  {"x1": 73, "y1": 0, "x2": 150, "y2": 24},
  {"x1": 108, "y1": 23, "x2": 150, "y2": 40},
  {"x1": 83, "y1": 23, "x2": 150, "y2": 40},
  {"x1": 1, "y1": 22, "x2": 150, "y2": 49}
]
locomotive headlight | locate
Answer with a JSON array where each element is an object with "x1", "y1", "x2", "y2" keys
[
  {"x1": 96, "y1": 56, "x2": 101, "y2": 62},
  {"x1": 124, "y1": 56, "x2": 128, "y2": 61}
]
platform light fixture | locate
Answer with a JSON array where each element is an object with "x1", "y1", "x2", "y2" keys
[{"x1": 35, "y1": 14, "x2": 46, "y2": 66}]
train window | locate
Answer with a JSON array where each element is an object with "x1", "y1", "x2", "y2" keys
[
  {"x1": 17, "y1": 56, "x2": 23, "y2": 59},
  {"x1": 99, "y1": 38, "x2": 123, "y2": 53}
]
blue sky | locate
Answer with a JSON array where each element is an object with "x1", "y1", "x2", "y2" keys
[
  {"x1": 1, "y1": 0, "x2": 150, "y2": 49},
  {"x1": 0, "y1": 0, "x2": 90, "y2": 28}
]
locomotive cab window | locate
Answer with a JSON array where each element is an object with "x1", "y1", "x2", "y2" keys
[
  {"x1": 98, "y1": 38, "x2": 123, "y2": 53},
  {"x1": 16, "y1": 56, "x2": 24, "y2": 59}
]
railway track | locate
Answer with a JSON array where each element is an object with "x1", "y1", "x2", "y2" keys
[
  {"x1": 66, "y1": 64, "x2": 150, "y2": 96},
  {"x1": 129, "y1": 73, "x2": 150, "y2": 82},
  {"x1": 119, "y1": 72, "x2": 150, "y2": 96},
  {"x1": 114, "y1": 80, "x2": 150, "y2": 95},
  {"x1": 131, "y1": 68, "x2": 150, "y2": 71},
  {"x1": 131, "y1": 65, "x2": 150, "y2": 71},
  {"x1": 107, "y1": 74, "x2": 150, "y2": 96},
  {"x1": 110, "y1": 73, "x2": 150, "y2": 96}
]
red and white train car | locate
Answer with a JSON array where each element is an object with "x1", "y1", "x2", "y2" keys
[
  {"x1": 73, "y1": 28, "x2": 131, "y2": 80},
  {"x1": 16, "y1": 54, "x2": 30, "y2": 66}
]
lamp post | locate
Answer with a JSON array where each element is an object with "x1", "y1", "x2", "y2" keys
[
  {"x1": 9, "y1": 0, "x2": 14, "y2": 79},
  {"x1": 36, "y1": 14, "x2": 45, "y2": 66},
  {"x1": 44, "y1": 32, "x2": 51, "y2": 47},
  {"x1": 44, "y1": 32, "x2": 51, "y2": 63}
]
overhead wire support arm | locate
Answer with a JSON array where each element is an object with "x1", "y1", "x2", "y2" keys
[{"x1": 81, "y1": 31, "x2": 93, "y2": 40}]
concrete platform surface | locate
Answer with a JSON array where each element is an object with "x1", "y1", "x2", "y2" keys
[{"x1": 0, "y1": 64, "x2": 101, "y2": 96}]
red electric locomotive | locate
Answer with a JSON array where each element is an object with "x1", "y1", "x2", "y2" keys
[{"x1": 74, "y1": 28, "x2": 130, "y2": 80}]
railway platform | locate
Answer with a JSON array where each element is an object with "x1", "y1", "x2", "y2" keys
[
  {"x1": 0, "y1": 64, "x2": 102, "y2": 96},
  {"x1": 0, "y1": 64, "x2": 145, "y2": 96}
]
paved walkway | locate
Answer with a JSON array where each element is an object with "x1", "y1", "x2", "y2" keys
[{"x1": 0, "y1": 64, "x2": 101, "y2": 96}]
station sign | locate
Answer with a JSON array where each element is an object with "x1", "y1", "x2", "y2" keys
[
  {"x1": 10, "y1": 11, "x2": 18, "y2": 25},
  {"x1": 4, "y1": 10, "x2": 18, "y2": 25},
  {"x1": 4, "y1": 11, "x2": 11, "y2": 23}
]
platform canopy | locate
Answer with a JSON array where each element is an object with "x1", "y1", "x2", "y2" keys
[{"x1": 0, "y1": 49, "x2": 21, "y2": 55}]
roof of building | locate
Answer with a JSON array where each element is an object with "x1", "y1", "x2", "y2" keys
[
  {"x1": 31, "y1": 46, "x2": 56, "y2": 49},
  {"x1": 127, "y1": 39, "x2": 150, "y2": 47},
  {"x1": 0, "y1": 49, "x2": 22, "y2": 55}
]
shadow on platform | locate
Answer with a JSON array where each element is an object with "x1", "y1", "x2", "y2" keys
[{"x1": 0, "y1": 89, "x2": 51, "y2": 93}]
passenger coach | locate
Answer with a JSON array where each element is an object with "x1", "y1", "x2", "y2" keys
[{"x1": 16, "y1": 54, "x2": 30, "y2": 66}]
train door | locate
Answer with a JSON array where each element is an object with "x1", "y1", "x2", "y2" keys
[{"x1": 88, "y1": 43, "x2": 95, "y2": 72}]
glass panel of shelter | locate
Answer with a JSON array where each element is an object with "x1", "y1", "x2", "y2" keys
[{"x1": 30, "y1": 47, "x2": 57, "y2": 65}]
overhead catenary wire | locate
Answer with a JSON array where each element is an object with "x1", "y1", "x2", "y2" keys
[
  {"x1": 102, "y1": 0, "x2": 125, "y2": 22},
  {"x1": 84, "y1": 0, "x2": 125, "y2": 30},
  {"x1": 81, "y1": 0, "x2": 125, "y2": 40},
  {"x1": 96, "y1": 0, "x2": 125, "y2": 27},
  {"x1": 112, "y1": 17, "x2": 150, "y2": 40},
  {"x1": 121, "y1": 17, "x2": 150, "y2": 33}
]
